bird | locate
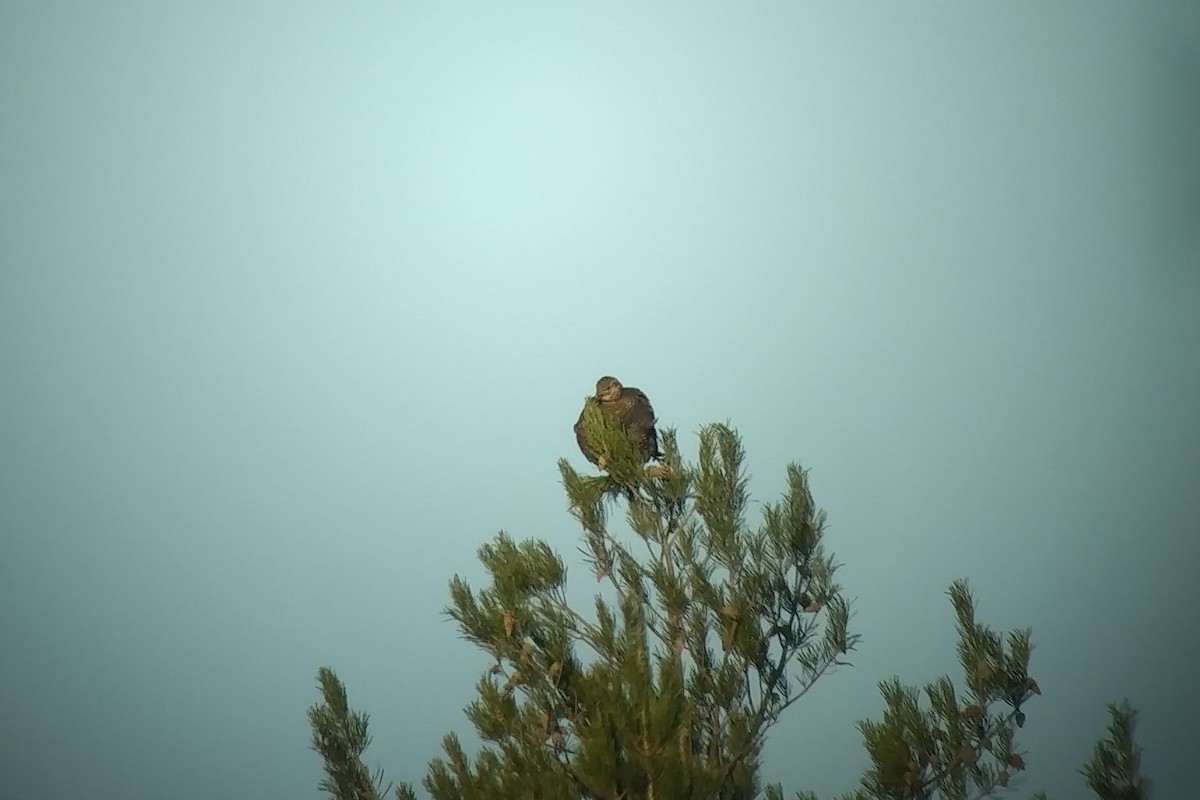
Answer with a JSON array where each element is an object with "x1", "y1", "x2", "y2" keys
[{"x1": 574, "y1": 376, "x2": 662, "y2": 470}]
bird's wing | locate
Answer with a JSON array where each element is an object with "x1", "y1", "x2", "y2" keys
[
  {"x1": 621, "y1": 388, "x2": 662, "y2": 459},
  {"x1": 574, "y1": 406, "x2": 599, "y2": 465},
  {"x1": 620, "y1": 388, "x2": 657, "y2": 428}
]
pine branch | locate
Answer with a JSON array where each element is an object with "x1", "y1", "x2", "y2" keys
[
  {"x1": 848, "y1": 582, "x2": 1038, "y2": 800},
  {"x1": 308, "y1": 667, "x2": 413, "y2": 800},
  {"x1": 1081, "y1": 700, "x2": 1151, "y2": 800}
]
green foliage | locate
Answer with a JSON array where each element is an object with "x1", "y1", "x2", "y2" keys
[
  {"x1": 1081, "y1": 701, "x2": 1150, "y2": 800},
  {"x1": 839, "y1": 582, "x2": 1040, "y2": 800},
  {"x1": 305, "y1": 410, "x2": 1153, "y2": 800},
  {"x1": 423, "y1": 420, "x2": 856, "y2": 799},
  {"x1": 308, "y1": 667, "x2": 413, "y2": 800},
  {"x1": 572, "y1": 396, "x2": 663, "y2": 502}
]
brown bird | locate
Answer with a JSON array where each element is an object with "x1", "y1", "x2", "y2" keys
[{"x1": 574, "y1": 376, "x2": 662, "y2": 470}]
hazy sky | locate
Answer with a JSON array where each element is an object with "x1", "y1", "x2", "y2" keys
[{"x1": 2, "y1": 3, "x2": 1197, "y2": 798}]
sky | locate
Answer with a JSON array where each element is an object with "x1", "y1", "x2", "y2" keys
[{"x1": 2, "y1": 2, "x2": 1198, "y2": 798}]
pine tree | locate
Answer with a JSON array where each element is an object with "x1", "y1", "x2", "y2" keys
[
  {"x1": 416, "y1": 412, "x2": 856, "y2": 800},
  {"x1": 306, "y1": 409, "x2": 1151, "y2": 799}
]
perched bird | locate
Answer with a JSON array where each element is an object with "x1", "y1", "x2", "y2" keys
[{"x1": 574, "y1": 376, "x2": 662, "y2": 469}]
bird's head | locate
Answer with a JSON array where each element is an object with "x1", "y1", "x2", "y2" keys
[{"x1": 595, "y1": 376, "x2": 623, "y2": 402}]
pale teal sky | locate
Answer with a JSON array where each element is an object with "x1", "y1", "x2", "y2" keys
[{"x1": 2, "y1": 3, "x2": 1197, "y2": 799}]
